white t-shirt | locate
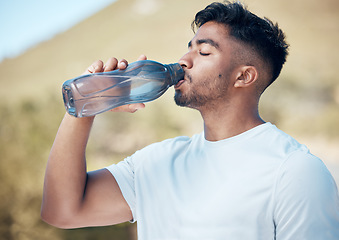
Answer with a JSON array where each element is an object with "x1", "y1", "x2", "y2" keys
[{"x1": 106, "y1": 123, "x2": 339, "y2": 240}]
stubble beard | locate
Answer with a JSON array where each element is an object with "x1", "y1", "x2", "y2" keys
[
  {"x1": 174, "y1": 89, "x2": 209, "y2": 109},
  {"x1": 174, "y1": 73, "x2": 230, "y2": 109}
]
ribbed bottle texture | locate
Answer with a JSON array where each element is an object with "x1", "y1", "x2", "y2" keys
[{"x1": 62, "y1": 60, "x2": 184, "y2": 117}]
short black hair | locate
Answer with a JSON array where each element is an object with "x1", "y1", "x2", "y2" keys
[{"x1": 192, "y1": 1, "x2": 289, "y2": 86}]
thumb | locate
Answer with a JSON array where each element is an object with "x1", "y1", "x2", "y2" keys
[
  {"x1": 109, "y1": 103, "x2": 146, "y2": 113},
  {"x1": 137, "y1": 54, "x2": 147, "y2": 61}
]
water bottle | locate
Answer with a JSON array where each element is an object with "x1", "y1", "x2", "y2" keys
[{"x1": 62, "y1": 60, "x2": 184, "y2": 118}]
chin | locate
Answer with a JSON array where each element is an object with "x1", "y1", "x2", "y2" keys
[
  {"x1": 174, "y1": 95, "x2": 185, "y2": 107},
  {"x1": 174, "y1": 91, "x2": 189, "y2": 107}
]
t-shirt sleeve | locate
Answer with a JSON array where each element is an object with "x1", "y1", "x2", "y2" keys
[
  {"x1": 274, "y1": 150, "x2": 339, "y2": 239},
  {"x1": 106, "y1": 154, "x2": 137, "y2": 222}
]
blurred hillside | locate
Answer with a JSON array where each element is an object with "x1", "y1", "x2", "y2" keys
[{"x1": 0, "y1": 0, "x2": 338, "y2": 239}]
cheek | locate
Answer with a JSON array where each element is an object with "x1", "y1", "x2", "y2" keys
[
  {"x1": 190, "y1": 57, "x2": 231, "y2": 86},
  {"x1": 198, "y1": 57, "x2": 226, "y2": 76},
  {"x1": 193, "y1": 63, "x2": 219, "y2": 81},
  {"x1": 199, "y1": 61, "x2": 216, "y2": 73}
]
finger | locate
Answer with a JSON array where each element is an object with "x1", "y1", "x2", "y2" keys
[
  {"x1": 84, "y1": 60, "x2": 104, "y2": 74},
  {"x1": 117, "y1": 59, "x2": 128, "y2": 70},
  {"x1": 109, "y1": 103, "x2": 146, "y2": 113},
  {"x1": 127, "y1": 103, "x2": 146, "y2": 113},
  {"x1": 103, "y1": 57, "x2": 118, "y2": 72},
  {"x1": 137, "y1": 54, "x2": 147, "y2": 61}
]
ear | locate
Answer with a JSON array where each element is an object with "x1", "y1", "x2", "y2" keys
[{"x1": 234, "y1": 66, "x2": 258, "y2": 88}]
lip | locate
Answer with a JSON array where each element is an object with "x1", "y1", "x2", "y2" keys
[{"x1": 174, "y1": 79, "x2": 185, "y2": 89}]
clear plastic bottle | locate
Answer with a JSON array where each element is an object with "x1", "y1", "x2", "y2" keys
[{"x1": 62, "y1": 60, "x2": 184, "y2": 117}]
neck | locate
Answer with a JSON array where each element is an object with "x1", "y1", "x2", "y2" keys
[{"x1": 198, "y1": 99, "x2": 265, "y2": 141}]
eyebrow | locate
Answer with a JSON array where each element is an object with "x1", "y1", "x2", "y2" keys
[{"x1": 188, "y1": 38, "x2": 220, "y2": 49}]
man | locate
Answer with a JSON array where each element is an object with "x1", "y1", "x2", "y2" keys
[{"x1": 41, "y1": 1, "x2": 339, "y2": 239}]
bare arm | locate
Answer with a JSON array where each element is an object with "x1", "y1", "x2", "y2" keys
[{"x1": 41, "y1": 56, "x2": 146, "y2": 228}]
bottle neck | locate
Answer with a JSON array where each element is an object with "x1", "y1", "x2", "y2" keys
[{"x1": 165, "y1": 63, "x2": 184, "y2": 86}]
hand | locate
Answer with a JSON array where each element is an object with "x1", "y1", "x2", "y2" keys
[{"x1": 83, "y1": 55, "x2": 148, "y2": 113}]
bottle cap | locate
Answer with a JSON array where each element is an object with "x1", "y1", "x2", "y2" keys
[{"x1": 166, "y1": 63, "x2": 184, "y2": 86}]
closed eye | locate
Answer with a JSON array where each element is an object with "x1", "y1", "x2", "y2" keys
[{"x1": 199, "y1": 52, "x2": 210, "y2": 56}]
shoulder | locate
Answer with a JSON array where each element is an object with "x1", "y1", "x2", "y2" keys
[
  {"x1": 273, "y1": 149, "x2": 339, "y2": 238},
  {"x1": 266, "y1": 124, "x2": 339, "y2": 237},
  {"x1": 277, "y1": 150, "x2": 337, "y2": 194},
  {"x1": 271, "y1": 125, "x2": 338, "y2": 201},
  {"x1": 126, "y1": 133, "x2": 201, "y2": 166},
  {"x1": 263, "y1": 123, "x2": 309, "y2": 154},
  {"x1": 267, "y1": 122, "x2": 336, "y2": 191},
  {"x1": 248, "y1": 123, "x2": 315, "y2": 166},
  {"x1": 134, "y1": 133, "x2": 199, "y2": 156}
]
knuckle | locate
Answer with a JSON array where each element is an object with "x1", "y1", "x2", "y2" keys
[
  {"x1": 109, "y1": 57, "x2": 118, "y2": 64},
  {"x1": 90, "y1": 60, "x2": 104, "y2": 72}
]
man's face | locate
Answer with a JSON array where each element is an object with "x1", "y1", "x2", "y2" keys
[{"x1": 174, "y1": 21, "x2": 238, "y2": 110}]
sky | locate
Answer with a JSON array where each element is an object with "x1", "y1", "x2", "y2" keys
[{"x1": 0, "y1": 0, "x2": 117, "y2": 62}]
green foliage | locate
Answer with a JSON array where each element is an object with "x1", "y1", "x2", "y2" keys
[
  {"x1": 0, "y1": 90, "x2": 199, "y2": 240},
  {"x1": 0, "y1": 95, "x2": 61, "y2": 239},
  {"x1": 0, "y1": 95, "x2": 139, "y2": 240}
]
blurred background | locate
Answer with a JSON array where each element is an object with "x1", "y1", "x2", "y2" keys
[{"x1": 0, "y1": 0, "x2": 338, "y2": 239}]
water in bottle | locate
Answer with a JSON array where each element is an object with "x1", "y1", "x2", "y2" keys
[{"x1": 62, "y1": 60, "x2": 184, "y2": 117}]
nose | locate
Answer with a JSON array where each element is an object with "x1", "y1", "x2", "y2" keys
[{"x1": 178, "y1": 52, "x2": 192, "y2": 69}]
